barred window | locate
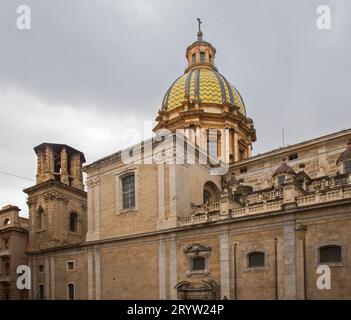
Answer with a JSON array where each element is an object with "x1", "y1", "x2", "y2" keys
[
  {"x1": 344, "y1": 160, "x2": 351, "y2": 174},
  {"x1": 192, "y1": 256, "x2": 206, "y2": 271},
  {"x1": 319, "y1": 245, "x2": 342, "y2": 264},
  {"x1": 121, "y1": 174, "x2": 135, "y2": 210},
  {"x1": 248, "y1": 251, "x2": 265, "y2": 268}
]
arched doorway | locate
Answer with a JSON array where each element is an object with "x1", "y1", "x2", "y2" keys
[
  {"x1": 203, "y1": 181, "x2": 220, "y2": 203},
  {"x1": 175, "y1": 280, "x2": 220, "y2": 300}
]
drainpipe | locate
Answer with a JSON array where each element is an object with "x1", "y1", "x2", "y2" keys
[{"x1": 274, "y1": 238, "x2": 278, "y2": 300}]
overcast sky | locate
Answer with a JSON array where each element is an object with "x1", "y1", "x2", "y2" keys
[{"x1": 0, "y1": 0, "x2": 350, "y2": 217}]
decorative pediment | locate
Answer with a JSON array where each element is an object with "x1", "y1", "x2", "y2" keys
[{"x1": 184, "y1": 243, "x2": 211, "y2": 254}]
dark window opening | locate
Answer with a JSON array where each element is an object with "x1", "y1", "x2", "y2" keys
[
  {"x1": 240, "y1": 167, "x2": 248, "y2": 174},
  {"x1": 191, "y1": 53, "x2": 196, "y2": 64},
  {"x1": 278, "y1": 175, "x2": 285, "y2": 187},
  {"x1": 288, "y1": 153, "x2": 298, "y2": 161},
  {"x1": 239, "y1": 149, "x2": 245, "y2": 161},
  {"x1": 38, "y1": 285, "x2": 44, "y2": 300},
  {"x1": 37, "y1": 208, "x2": 44, "y2": 231},
  {"x1": 69, "y1": 212, "x2": 78, "y2": 233},
  {"x1": 67, "y1": 261, "x2": 75, "y2": 271},
  {"x1": 122, "y1": 174, "x2": 135, "y2": 209},
  {"x1": 5, "y1": 262, "x2": 10, "y2": 276},
  {"x1": 248, "y1": 251, "x2": 265, "y2": 268},
  {"x1": 319, "y1": 245, "x2": 342, "y2": 263},
  {"x1": 203, "y1": 181, "x2": 220, "y2": 203},
  {"x1": 200, "y1": 52, "x2": 205, "y2": 63},
  {"x1": 192, "y1": 257, "x2": 206, "y2": 271},
  {"x1": 344, "y1": 160, "x2": 351, "y2": 174},
  {"x1": 67, "y1": 283, "x2": 75, "y2": 300},
  {"x1": 38, "y1": 265, "x2": 44, "y2": 273}
]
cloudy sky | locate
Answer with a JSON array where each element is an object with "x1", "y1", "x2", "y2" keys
[{"x1": 0, "y1": 0, "x2": 350, "y2": 216}]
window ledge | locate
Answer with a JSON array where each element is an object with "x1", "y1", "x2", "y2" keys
[
  {"x1": 317, "y1": 262, "x2": 344, "y2": 268},
  {"x1": 118, "y1": 208, "x2": 138, "y2": 215},
  {"x1": 244, "y1": 266, "x2": 268, "y2": 272},
  {"x1": 186, "y1": 270, "x2": 209, "y2": 276}
]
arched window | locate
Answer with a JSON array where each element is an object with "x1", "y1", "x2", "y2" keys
[
  {"x1": 3, "y1": 218, "x2": 10, "y2": 226},
  {"x1": 121, "y1": 173, "x2": 135, "y2": 210},
  {"x1": 319, "y1": 245, "x2": 342, "y2": 264},
  {"x1": 207, "y1": 129, "x2": 221, "y2": 160},
  {"x1": 203, "y1": 181, "x2": 220, "y2": 203},
  {"x1": 37, "y1": 207, "x2": 44, "y2": 231},
  {"x1": 69, "y1": 212, "x2": 78, "y2": 233},
  {"x1": 248, "y1": 251, "x2": 265, "y2": 268},
  {"x1": 67, "y1": 283, "x2": 75, "y2": 300},
  {"x1": 38, "y1": 284, "x2": 45, "y2": 300}
]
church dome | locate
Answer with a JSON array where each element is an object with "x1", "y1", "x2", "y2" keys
[{"x1": 161, "y1": 67, "x2": 246, "y2": 116}]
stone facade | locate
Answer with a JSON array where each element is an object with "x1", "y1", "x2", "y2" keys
[
  {"x1": 0, "y1": 205, "x2": 28, "y2": 300},
  {"x1": 20, "y1": 128, "x2": 351, "y2": 300},
  {"x1": 4, "y1": 30, "x2": 351, "y2": 300}
]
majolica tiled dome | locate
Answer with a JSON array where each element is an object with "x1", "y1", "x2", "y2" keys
[{"x1": 162, "y1": 67, "x2": 246, "y2": 116}]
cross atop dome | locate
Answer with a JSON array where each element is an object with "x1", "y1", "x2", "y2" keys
[
  {"x1": 185, "y1": 20, "x2": 216, "y2": 72},
  {"x1": 197, "y1": 18, "x2": 203, "y2": 41}
]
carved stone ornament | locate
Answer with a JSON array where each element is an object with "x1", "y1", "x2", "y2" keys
[
  {"x1": 44, "y1": 191, "x2": 69, "y2": 204},
  {"x1": 86, "y1": 177, "x2": 100, "y2": 188}
]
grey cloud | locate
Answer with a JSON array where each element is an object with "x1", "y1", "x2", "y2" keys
[{"x1": 0, "y1": 0, "x2": 351, "y2": 215}]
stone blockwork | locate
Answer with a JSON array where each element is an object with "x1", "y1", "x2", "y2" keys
[
  {"x1": 0, "y1": 205, "x2": 28, "y2": 300},
  {"x1": 22, "y1": 128, "x2": 351, "y2": 300}
]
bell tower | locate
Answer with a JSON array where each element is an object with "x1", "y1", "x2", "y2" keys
[{"x1": 24, "y1": 143, "x2": 87, "y2": 251}]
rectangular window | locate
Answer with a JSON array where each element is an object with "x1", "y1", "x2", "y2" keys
[
  {"x1": 122, "y1": 174, "x2": 135, "y2": 210},
  {"x1": 192, "y1": 257, "x2": 205, "y2": 271},
  {"x1": 38, "y1": 264, "x2": 44, "y2": 273},
  {"x1": 278, "y1": 175, "x2": 285, "y2": 186},
  {"x1": 240, "y1": 167, "x2": 248, "y2": 174},
  {"x1": 239, "y1": 149, "x2": 245, "y2": 161},
  {"x1": 191, "y1": 53, "x2": 196, "y2": 64},
  {"x1": 288, "y1": 153, "x2": 298, "y2": 161},
  {"x1": 344, "y1": 160, "x2": 351, "y2": 174},
  {"x1": 200, "y1": 52, "x2": 205, "y2": 63},
  {"x1": 67, "y1": 261, "x2": 75, "y2": 271}
]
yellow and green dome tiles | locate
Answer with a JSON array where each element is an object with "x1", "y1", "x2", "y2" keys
[{"x1": 162, "y1": 67, "x2": 246, "y2": 116}]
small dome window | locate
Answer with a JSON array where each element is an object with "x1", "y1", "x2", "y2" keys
[
  {"x1": 3, "y1": 218, "x2": 10, "y2": 226},
  {"x1": 200, "y1": 52, "x2": 205, "y2": 63}
]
